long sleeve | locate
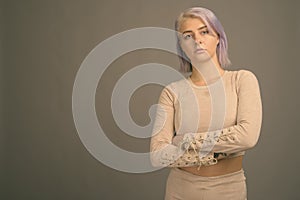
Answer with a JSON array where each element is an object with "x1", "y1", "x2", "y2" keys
[
  {"x1": 173, "y1": 70, "x2": 262, "y2": 155},
  {"x1": 150, "y1": 85, "x2": 218, "y2": 168},
  {"x1": 150, "y1": 86, "x2": 177, "y2": 167}
]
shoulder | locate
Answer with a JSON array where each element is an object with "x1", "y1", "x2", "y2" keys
[
  {"x1": 162, "y1": 78, "x2": 189, "y2": 93},
  {"x1": 237, "y1": 69, "x2": 258, "y2": 80},
  {"x1": 228, "y1": 69, "x2": 259, "y2": 85},
  {"x1": 230, "y1": 69, "x2": 260, "y2": 94},
  {"x1": 160, "y1": 78, "x2": 190, "y2": 101}
]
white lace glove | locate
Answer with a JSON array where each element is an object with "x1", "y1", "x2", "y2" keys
[{"x1": 168, "y1": 133, "x2": 218, "y2": 169}]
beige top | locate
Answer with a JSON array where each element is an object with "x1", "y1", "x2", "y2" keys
[{"x1": 150, "y1": 69, "x2": 262, "y2": 167}]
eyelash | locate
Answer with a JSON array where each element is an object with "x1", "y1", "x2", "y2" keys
[
  {"x1": 183, "y1": 35, "x2": 192, "y2": 40},
  {"x1": 201, "y1": 30, "x2": 209, "y2": 35},
  {"x1": 183, "y1": 30, "x2": 209, "y2": 40}
]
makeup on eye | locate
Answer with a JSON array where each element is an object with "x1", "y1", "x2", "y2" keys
[
  {"x1": 182, "y1": 34, "x2": 193, "y2": 40},
  {"x1": 200, "y1": 29, "x2": 209, "y2": 35},
  {"x1": 181, "y1": 29, "x2": 210, "y2": 40}
]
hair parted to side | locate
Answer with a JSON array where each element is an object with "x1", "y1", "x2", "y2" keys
[{"x1": 175, "y1": 7, "x2": 231, "y2": 73}]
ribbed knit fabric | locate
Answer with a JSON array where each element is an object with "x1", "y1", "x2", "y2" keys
[{"x1": 150, "y1": 69, "x2": 262, "y2": 168}]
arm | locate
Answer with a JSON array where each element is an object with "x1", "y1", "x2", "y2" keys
[
  {"x1": 150, "y1": 86, "x2": 217, "y2": 168},
  {"x1": 172, "y1": 70, "x2": 263, "y2": 154},
  {"x1": 150, "y1": 86, "x2": 177, "y2": 167}
]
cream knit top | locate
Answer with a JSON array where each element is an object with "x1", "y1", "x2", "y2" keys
[{"x1": 150, "y1": 69, "x2": 262, "y2": 168}]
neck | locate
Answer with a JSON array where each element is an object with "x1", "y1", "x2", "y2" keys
[{"x1": 190, "y1": 59, "x2": 224, "y2": 86}]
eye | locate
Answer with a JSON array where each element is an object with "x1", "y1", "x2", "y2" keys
[
  {"x1": 182, "y1": 34, "x2": 193, "y2": 40},
  {"x1": 200, "y1": 30, "x2": 209, "y2": 35}
]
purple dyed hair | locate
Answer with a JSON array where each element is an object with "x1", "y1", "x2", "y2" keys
[{"x1": 175, "y1": 7, "x2": 231, "y2": 72}]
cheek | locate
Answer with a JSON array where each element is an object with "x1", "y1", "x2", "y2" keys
[
  {"x1": 207, "y1": 40, "x2": 219, "y2": 51},
  {"x1": 180, "y1": 42, "x2": 192, "y2": 55},
  {"x1": 181, "y1": 43, "x2": 189, "y2": 52},
  {"x1": 180, "y1": 42, "x2": 194, "y2": 52}
]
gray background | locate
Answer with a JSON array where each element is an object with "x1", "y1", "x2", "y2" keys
[{"x1": 1, "y1": 0, "x2": 299, "y2": 199}]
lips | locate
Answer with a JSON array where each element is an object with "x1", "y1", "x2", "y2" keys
[{"x1": 194, "y1": 48, "x2": 206, "y2": 54}]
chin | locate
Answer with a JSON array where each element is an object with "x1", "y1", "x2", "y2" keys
[{"x1": 191, "y1": 54, "x2": 212, "y2": 64}]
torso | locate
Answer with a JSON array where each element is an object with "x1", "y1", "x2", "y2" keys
[{"x1": 168, "y1": 70, "x2": 245, "y2": 176}]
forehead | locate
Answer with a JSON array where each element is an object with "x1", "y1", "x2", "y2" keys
[{"x1": 178, "y1": 17, "x2": 206, "y2": 32}]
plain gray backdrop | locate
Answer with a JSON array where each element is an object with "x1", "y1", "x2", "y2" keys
[{"x1": 1, "y1": 0, "x2": 299, "y2": 199}]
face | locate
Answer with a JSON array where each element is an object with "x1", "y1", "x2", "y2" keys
[{"x1": 178, "y1": 17, "x2": 220, "y2": 65}]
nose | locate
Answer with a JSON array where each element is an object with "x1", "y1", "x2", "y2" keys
[{"x1": 194, "y1": 33, "x2": 203, "y2": 44}]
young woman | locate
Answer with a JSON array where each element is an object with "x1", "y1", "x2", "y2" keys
[{"x1": 150, "y1": 7, "x2": 262, "y2": 200}]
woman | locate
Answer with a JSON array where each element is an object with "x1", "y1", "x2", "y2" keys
[{"x1": 150, "y1": 7, "x2": 262, "y2": 200}]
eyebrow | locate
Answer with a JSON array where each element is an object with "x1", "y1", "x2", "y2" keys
[{"x1": 182, "y1": 25, "x2": 207, "y2": 35}]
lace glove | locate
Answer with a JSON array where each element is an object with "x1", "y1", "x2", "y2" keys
[
  {"x1": 167, "y1": 149, "x2": 218, "y2": 169},
  {"x1": 173, "y1": 129, "x2": 238, "y2": 153},
  {"x1": 162, "y1": 133, "x2": 218, "y2": 169}
]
